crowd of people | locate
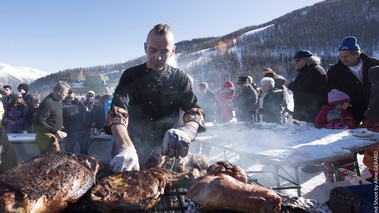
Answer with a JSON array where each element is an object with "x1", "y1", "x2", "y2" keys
[
  {"x1": 0, "y1": 82, "x2": 108, "y2": 156},
  {"x1": 0, "y1": 24, "x2": 378, "y2": 186}
]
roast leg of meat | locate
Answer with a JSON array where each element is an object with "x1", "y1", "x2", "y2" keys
[
  {"x1": 206, "y1": 161, "x2": 248, "y2": 183},
  {"x1": 187, "y1": 173, "x2": 282, "y2": 213},
  {"x1": 90, "y1": 169, "x2": 169, "y2": 212},
  {"x1": 0, "y1": 152, "x2": 99, "y2": 213}
]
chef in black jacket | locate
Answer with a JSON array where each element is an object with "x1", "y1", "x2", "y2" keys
[{"x1": 105, "y1": 24, "x2": 205, "y2": 172}]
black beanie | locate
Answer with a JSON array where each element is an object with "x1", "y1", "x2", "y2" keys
[
  {"x1": 368, "y1": 66, "x2": 379, "y2": 84},
  {"x1": 17, "y1": 83, "x2": 29, "y2": 92}
]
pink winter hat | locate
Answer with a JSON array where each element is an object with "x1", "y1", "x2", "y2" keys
[{"x1": 328, "y1": 89, "x2": 350, "y2": 105}]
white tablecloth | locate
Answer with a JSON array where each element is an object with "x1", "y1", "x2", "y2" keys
[{"x1": 196, "y1": 123, "x2": 379, "y2": 166}]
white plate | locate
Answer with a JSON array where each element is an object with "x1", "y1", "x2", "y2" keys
[{"x1": 349, "y1": 128, "x2": 374, "y2": 137}]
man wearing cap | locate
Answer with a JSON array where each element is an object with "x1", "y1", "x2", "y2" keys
[
  {"x1": 285, "y1": 50, "x2": 328, "y2": 123},
  {"x1": 18, "y1": 83, "x2": 34, "y2": 131},
  {"x1": 327, "y1": 36, "x2": 379, "y2": 126},
  {"x1": 83, "y1": 90, "x2": 95, "y2": 113},
  {"x1": 234, "y1": 76, "x2": 258, "y2": 123},
  {"x1": 17, "y1": 83, "x2": 34, "y2": 110},
  {"x1": 197, "y1": 82, "x2": 219, "y2": 123}
]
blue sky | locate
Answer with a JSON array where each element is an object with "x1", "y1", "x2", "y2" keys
[{"x1": 0, "y1": 0, "x2": 323, "y2": 73}]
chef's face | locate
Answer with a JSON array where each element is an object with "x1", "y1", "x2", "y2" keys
[
  {"x1": 338, "y1": 51, "x2": 360, "y2": 66},
  {"x1": 144, "y1": 31, "x2": 175, "y2": 71}
]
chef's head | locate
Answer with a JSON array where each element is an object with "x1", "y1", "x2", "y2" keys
[{"x1": 144, "y1": 24, "x2": 176, "y2": 71}]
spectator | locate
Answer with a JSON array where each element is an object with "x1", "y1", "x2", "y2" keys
[
  {"x1": 34, "y1": 81, "x2": 70, "y2": 154},
  {"x1": 215, "y1": 81, "x2": 236, "y2": 123},
  {"x1": 314, "y1": 89, "x2": 355, "y2": 129},
  {"x1": 88, "y1": 99, "x2": 106, "y2": 131},
  {"x1": 234, "y1": 76, "x2": 258, "y2": 123},
  {"x1": 25, "y1": 98, "x2": 41, "y2": 133},
  {"x1": 62, "y1": 99, "x2": 89, "y2": 154},
  {"x1": 247, "y1": 76, "x2": 258, "y2": 90},
  {"x1": 285, "y1": 50, "x2": 328, "y2": 124},
  {"x1": 2, "y1": 85, "x2": 15, "y2": 109},
  {"x1": 2, "y1": 92, "x2": 28, "y2": 133},
  {"x1": 315, "y1": 89, "x2": 355, "y2": 182},
  {"x1": 263, "y1": 68, "x2": 286, "y2": 89},
  {"x1": 327, "y1": 36, "x2": 379, "y2": 126},
  {"x1": 102, "y1": 94, "x2": 113, "y2": 121},
  {"x1": 285, "y1": 50, "x2": 328, "y2": 174},
  {"x1": 17, "y1": 83, "x2": 34, "y2": 110},
  {"x1": 362, "y1": 66, "x2": 379, "y2": 183},
  {"x1": 66, "y1": 89, "x2": 80, "y2": 105},
  {"x1": 255, "y1": 77, "x2": 284, "y2": 124},
  {"x1": 105, "y1": 24, "x2": 205, "y2": 172},
  {"x1": 83, "y1": 90, "x2": 95, "y2": 112},
  {"x1": 197, "y1": 82, "x2": 220, "y2": 123}
]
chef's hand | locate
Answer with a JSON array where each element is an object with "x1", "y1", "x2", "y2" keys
[
  {"x1": 110, "y1": 147, "x2": 140, "y2": 172},
  {"x1": 162, "y1": 125, "x2": 197, "y2": 158}
]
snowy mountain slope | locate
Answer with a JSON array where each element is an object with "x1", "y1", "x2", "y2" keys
[{"x1": 0, "y1": 62, "x2": 49, "y2": 89}]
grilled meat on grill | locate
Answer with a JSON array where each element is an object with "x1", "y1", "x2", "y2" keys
[
  {"x1": 90, "y1": 167, "x2": 184, "y2": 212},
  {"x1": 0, "y1": 152, "x2": 99, "y2": 213},
  {"x1": 187, "y1": 173, "x2": 282, "y2": 213},
  {"x1": 206, "y1": 161, "x2": 248, "y2": 183}
]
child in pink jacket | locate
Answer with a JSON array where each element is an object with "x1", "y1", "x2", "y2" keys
[{"x1": 315, "y1": 89, "x2": 355, "y2": 182}]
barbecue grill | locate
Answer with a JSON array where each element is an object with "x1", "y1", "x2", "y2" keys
[
  {"x1": 62, "y1": 163, "x2": 319, "y2": 213},
  {"x1": 63, "y1": 163, "x2": 191, "y2": 213}
]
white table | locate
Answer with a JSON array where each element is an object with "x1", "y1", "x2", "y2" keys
[
  {"x1": 8, "y1": 133, "x2": 39, "y2": 163},
  {"x1": 8, "y1": 133, "x2": 115, "y2": 163},
  {"x1": 196, "y1": 123, "x2": 379, "y2": 196},
  {"x1": 7, "y1": 133, "x2": 36, "y2": 143}
]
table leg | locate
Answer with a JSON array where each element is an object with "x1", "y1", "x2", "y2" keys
[
  {"x1": 294, "y1": 167, "x2": 301, "y2": 197},
  {"x1": 353, "y1": 152, "x2": 362, "y2": 185}
]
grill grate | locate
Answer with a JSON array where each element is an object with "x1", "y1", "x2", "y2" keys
[{"x1": 63, "y1": 163, "x2": 190, "y2": 213}]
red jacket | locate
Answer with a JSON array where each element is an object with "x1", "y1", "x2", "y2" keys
[
  {"x1": 314, "y1": 105, "x2": 355, "y2": 129},
  {"x1": 215, "y1": 81, "x2": 235, "y2": 122}
]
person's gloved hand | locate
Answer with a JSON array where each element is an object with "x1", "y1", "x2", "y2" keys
[
  {"x1": 162, "y1": 125, "x2": 197, "y2": 158},
  {"x1": 110, "y1": 147, "x2": 140, "y2": 172}
]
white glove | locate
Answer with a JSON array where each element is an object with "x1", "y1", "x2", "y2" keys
[
  {"x1": 110, "y1": 147, "x2": 140, "y2": 172},
  {"x1": 162, "y1": 127, "x2": 195, "y2": 158}
]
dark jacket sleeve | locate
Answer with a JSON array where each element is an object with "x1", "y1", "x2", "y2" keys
[
  {"x1": 314, "y1": 107, "x2": 328, "y2": 128},
  {"x1": 366, "y1": 82, "x2": 379, "y2": 124},
  {"x1": 0, "y1": 126, "x2": 17, "y2": 173},
  {"x1": 288, "y1": 64, "x2": 327, "y2": 94}
]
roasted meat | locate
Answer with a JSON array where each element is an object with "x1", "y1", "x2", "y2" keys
[
  {"x1": 187, "y1": 173, "x2": 282, "y2": 213},
  {"x1": 206, "y1": 161, "x2": 248, "y2": 183},
  {"x1": 0, "y1": 152, "x2": 99, "y2": 213},
  {"x1": 90, "y1": 168, "x2": 183, "y2": 212}
]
